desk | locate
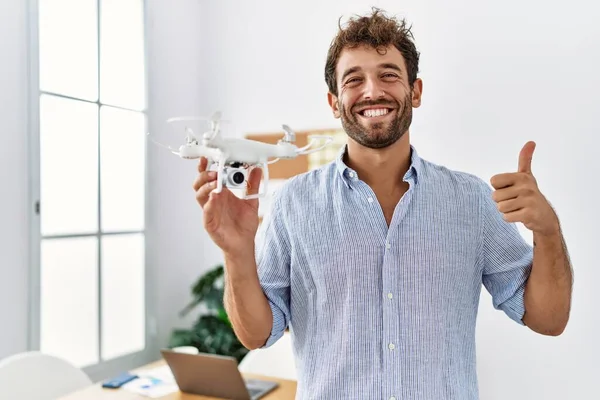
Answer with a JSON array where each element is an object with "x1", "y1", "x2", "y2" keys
[{"x1": 58, "y1": 360, "x2": 297, "y2": 400}]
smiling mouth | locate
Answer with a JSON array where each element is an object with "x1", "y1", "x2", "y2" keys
[{"x1": 357, "y1": 108, "x2": 394, "y2": 118}]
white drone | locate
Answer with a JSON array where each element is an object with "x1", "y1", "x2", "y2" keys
[{"x1": 148, "y1": 111, "x2": 333, "y2": 199}]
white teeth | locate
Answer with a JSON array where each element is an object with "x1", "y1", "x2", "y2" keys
[{"x1": 362, "y1": 108, "x2": 389, "y2": 117}]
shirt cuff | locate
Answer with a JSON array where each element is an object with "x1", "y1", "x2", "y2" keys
[
  {"x1": 498, "y1": 284, "x2": 527, "y2": 325},
  {"x1": 260, "y1": 300, "x2": 287, "y2": 348}
]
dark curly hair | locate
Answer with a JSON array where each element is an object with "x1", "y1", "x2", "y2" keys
[{"x1": 325, "y1": 7, "x2": 420, "y2": 96}]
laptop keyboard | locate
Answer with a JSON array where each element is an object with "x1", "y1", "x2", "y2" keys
[{"x1": 248, "y1": 388, "x2": 264, "y2": 396}]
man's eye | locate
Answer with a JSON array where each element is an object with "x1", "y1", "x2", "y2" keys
[{"x1": 345, "y1": 78, "x2": 361, "y2": 85}]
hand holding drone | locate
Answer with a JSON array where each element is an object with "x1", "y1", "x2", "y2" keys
[{"x1": 148, "y1": 112, "x2": 333, "y2": 199}]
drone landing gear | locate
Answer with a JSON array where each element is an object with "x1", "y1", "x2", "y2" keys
[
  {"x1": 244, "y1": 161, "x2": 269, "y2": 200},
  {"x1": 215, "y1": 154, "x2": 227, "y2": 194}
]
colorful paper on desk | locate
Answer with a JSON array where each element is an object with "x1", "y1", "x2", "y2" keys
[{"x1": 122, "y1": 365, "x2": 178, "y2": 398}]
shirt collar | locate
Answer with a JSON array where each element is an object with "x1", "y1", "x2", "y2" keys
[{"x1": 335, "y1": 143, "x2": 422, "y2": 188}]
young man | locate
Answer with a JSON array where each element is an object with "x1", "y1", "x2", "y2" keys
[{"x1": 193, "y1": 8, "x2": 573, "y2": 400}]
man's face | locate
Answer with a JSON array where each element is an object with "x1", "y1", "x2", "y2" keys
[{"x1": 328, "y1": 45, "x2": 422, "y2": 149}]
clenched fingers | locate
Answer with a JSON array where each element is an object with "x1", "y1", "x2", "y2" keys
[
  {"x1": 496, "y1": 197, "x2": 526, "y2": 214},
  {"x1": 491, "y1": 186, "x2": 521, "y2": 203}
]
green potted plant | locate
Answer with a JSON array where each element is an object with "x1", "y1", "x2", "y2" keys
[{"x1": 168, "y1": 264, "x2": 249, "y2": 363}]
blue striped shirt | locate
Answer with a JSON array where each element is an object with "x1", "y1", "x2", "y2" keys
[{"x1": 255, "y1": 144, "x2": 533, "y2": 400}]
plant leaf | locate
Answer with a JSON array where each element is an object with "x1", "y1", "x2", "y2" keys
[{"x1": 179, "y1": 265, "x2": 224, "y2": 317}]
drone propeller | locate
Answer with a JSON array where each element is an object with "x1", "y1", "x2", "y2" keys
[
  {"x1": 281, "y1": 124, "x2": 296, "y2": 143},
  {"x1": 166, "y1": 112, "x2": 229, "y2": 143},
  {"x1": 147, "y1": 132, "x2": 224, "y2": 160},
  {"x1": 184, "y1": 127, "x2": 197, "y2": 144},
  {"x1": 146, "y1": 132, "x2": 182, "y2": 156},
  {"x1": 295, "y1": 135, "x2": 334, "y2": 155},
  {"x1": 165, "y1": 114, "x2": 227, "y2": 124},
  {"x1": 210, "y1": 111, "x2": 222, "y2": 132}
]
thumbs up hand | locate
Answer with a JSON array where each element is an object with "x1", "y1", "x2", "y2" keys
[{"x1": 490, "y1": 141, "x2": 560, "y2": 236}]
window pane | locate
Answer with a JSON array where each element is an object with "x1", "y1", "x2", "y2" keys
[
  {"x1": 101, "y1": 233, "x2": 145, "y2": 360},
  {"x1": 100, "y1": 107, "x2": 145, "y2": 232},
  {"x1": 40, "y1": 95, "x2": 98, "y2": 236},
  {"x1": 100, "y1": 0, "x2": 146, "y2": 110},
  {"x1": 41, "y1": 237, "x2": 99, "y2": 368},
  {"x1": 307, "y1": 129, "x2": 347, "y2": 170},
  {"x1": 38, "y1": 0, "x2": 98, "y2": 100}
]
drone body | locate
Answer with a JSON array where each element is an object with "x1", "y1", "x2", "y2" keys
[
  {"x1": 149, "y1": 112, "x2": 333, "y2": 199},
  {"x1": 178, "y1": 136, "x2": 298, "y2": 164}
]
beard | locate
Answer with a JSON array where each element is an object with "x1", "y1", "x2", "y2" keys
[{"x1": 339, "y1": 91, "x2": 413, "y2": 149}]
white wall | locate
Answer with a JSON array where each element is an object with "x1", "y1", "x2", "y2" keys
[
  {"x1": 0, "y1": 0, "x2": 31, "y2": 359},
  {"x1": 145, "y1": 0, "x2": 227, "y2": 350},
  {"x1": 148, "y1": 0, "x2": 599, "y2": 399}
]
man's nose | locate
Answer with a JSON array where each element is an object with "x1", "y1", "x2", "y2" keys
[{"x1": 362, "y1": 78, "x2": 385, "y2": 100}]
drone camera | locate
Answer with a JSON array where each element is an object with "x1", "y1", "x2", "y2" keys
[{"x1": 224, "y1": 166, "x2": 248, "y2": 188}]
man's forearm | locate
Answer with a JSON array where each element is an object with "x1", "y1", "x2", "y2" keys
[
  {"x1": 523, "y1": 226, "x2": 573, "y2": 336},
  {"x1": 223, "y1": 251, "x2": 273, "y2": 349}
]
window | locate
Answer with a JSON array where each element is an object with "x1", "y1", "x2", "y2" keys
[
  {"x1": 307, "y1": 129, "x2": 347, "y2": 170},
  {"x1": 29, "y1": 0, "x2": 153, "y2": 378}
]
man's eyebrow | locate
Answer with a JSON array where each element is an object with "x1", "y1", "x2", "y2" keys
[
  {"x1": 340, "y1": 63, "x2": 403, "y2": 82},
  {"x1": 340, "y1": 66, "x2": 361, "y2": 83},
  {"x1": 379, "y1": 63, "x2": 403, "y2": 73}
]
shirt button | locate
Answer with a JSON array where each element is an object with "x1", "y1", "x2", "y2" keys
[
  {"x1": 387, "y1": 293, "x2": 393, "y2": 299},
  {"x1": 385, "y1": 242, "x2": 391, "y2": 249},
  {"x1": 348, "y1": 171, "x2": 355, "y2": 178},
  {"x1": 388, "y1": 343, "x2": 395, "y2": 350},
  {"x1": 367, "y1": 197, "x2": 373, "y2": 203},
  {"x1": 390, "y1": 397, "x2": 397, "y2": 400}
]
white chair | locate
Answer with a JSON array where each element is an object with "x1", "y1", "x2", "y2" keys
[
  {"x1": 238, "y1": 331, "x2": 297, "y2": 381},
  {"x1": 0, "y1": 351, "x2": 92, "y2": 400}
]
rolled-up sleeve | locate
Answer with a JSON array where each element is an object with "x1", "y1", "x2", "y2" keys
[
  {"x1": 479, "y1": 182, "x2": 533, "y2": 325},
  {"x1": 255, "y1": 188, "x2": 292, "y2": 348}
]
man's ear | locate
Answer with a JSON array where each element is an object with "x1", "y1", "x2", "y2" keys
[
  {"x1": 411, "y1": 78, "x2": 423, "y2": 108},
  {"x1": 327, "y1": 92, "x2": 341, "y2": 118}
]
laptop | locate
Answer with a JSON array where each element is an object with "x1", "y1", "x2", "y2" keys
[{"x1": 160, "y1": 349, "x2": 279, "y2": 399}]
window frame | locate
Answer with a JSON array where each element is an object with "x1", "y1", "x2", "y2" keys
[{"x1": 26, "y1": 0, "x2": 157, "y2": 381}]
